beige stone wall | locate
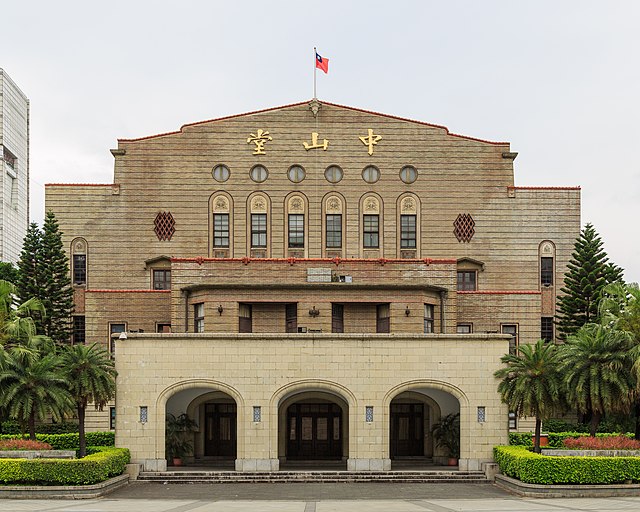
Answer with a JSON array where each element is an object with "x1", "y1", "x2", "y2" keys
[{"x1": 115, "y1": 332, "x2": 510, "y2": 471}]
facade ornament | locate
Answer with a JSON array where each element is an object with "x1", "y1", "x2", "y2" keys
[
  {"x1": 247, "y1": 129, "x2": 272, "y2": 155},
  {"x1": 251, "y1": 195, "x2": 267, "y2": 213},
  {"x1": 303, "y1": 132, "x2": 329, "y2": 151},
  {"x1": 359, "y1": 128, "x2": 382, "y2": 155},
  {"x1": 401, "y1": 197, "x2": 416, "y2": 213},
  {"x1": 364, "y1": 197, "x2": 379, "y2": 213}
]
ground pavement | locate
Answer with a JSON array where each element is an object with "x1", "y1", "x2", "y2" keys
[{"x1": 2, "y1": 483, "x2": 640, "y2": 511}]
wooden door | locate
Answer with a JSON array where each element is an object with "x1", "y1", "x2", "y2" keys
[{"x1": 204, "y1": 403, "x2": 237, "y2": 457}]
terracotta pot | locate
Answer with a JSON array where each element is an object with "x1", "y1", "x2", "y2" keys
[
  {"x1": 447, "y1": 457, "x2": 458, "y2": 466},
  {"x1": 172, "y1": 457, "x2": 183, "y2": 466}
]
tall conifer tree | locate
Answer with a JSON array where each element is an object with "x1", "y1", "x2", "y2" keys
[
  {"x1": 556, "y1": 223, "x2": 624, "y2": 339},
  {"x1": 39, "y1": 211, "x2": 74, "y2": 343},
  {"x1": 16, "y1": 223, "x2": 43, "y2": 322}
]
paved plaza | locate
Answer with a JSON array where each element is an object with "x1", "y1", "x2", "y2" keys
[{"x1": 2, "y1": 483, "x2": 640, "y2": 512}]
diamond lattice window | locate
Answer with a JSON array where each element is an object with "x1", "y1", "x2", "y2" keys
[
  {"x1": 453, "y1": 213, "x2": 475, "y2": 243},
  {"x1": 154, "y1": 211, "x2": 175, "y2": 241}
]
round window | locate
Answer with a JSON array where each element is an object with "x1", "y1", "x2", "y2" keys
[
  {"x1": 324, "y1": 165, "x2": 344, "y2": 184},
  {"x1": 362, "y1": 165, "x2": 380, "y2": 184},
  {"x1": 288, "y1": 165, "x2": 306, "y2": 183},
  {"x1": 212, "y1": 164, "x2": 230, "y2": 182},
  {"x1": 250, "y1": 165, "x2": 268, "y2": 183},
  {"x1": 400, "y1": 165, "x2": 417, "y2": 184}
]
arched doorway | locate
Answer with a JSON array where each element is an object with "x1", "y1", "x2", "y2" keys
[
  {"x1": 387, "y1": 385, "x2": 461, "y2": 465},
  {"x1": 278, "y1": 391, "x2": 349, "y2": 462},
  {"x1": 165, "y1": 385, "x2": 240, "y2": 465}
]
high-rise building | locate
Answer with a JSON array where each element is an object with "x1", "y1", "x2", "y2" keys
[{"x1": 0, "y1": 69, "x2": 29, "y2": 264}]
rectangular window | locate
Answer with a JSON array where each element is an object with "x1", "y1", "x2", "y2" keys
[
  {"x1": 156, "y1": 323, "x2": 171, "y2": 333},
  {"x1": 110, "y1": 407, "x2": 116, "y2": 430},
  {"x1": 239, "y1": 303, "x2": 252, "y2": 333},
  {"x1": 457, "y1": 323, "x2": 473, "y2": 334},
  {"x1": 73, "y1": 254, "x2": 87, "y2": 285},
  {"x1": 153, "y1": 269, "x2": 171, "y2": 290},
  {"x1": 541, "y1": 317, "x2": 554, "y2": 342},
  {"x1": 400, "y1": 215, "x2": 417, "y2": 249},
  {"x1": 424, "y1": 304, "x2": 434, "y2": 334},
  {"x1": 502, "y1": 324, "x2": 518, "y2": 355},
  {"x1": 194, "y1": 303, "x2": 204, "y2": 333},
  {"x1": 109, "y1": 323, "x2": 126, "y2": 356},
  {"x1": 285, "y1": 303, "x2": 297, "y2": 333},
  {"x1": 213, "y1": 213, "x2": 229, "y2": 248},
  {"x1": 72, "y1": 315, "x2": 85, "y2": 344},
  {"x1": 251, "y1": 214, "x2": 267, "y2": 248},
  {"x1": 332, "y1": 304, "x2": 344, "y2": 333},
  {"x1": 541, "y1": 257, "x2": 554, "y2": 286},
  {"x1": 376, "y1": 304, "x2": 390, "y2": 333},
  {"x1": 288, "y1": 214, "x2": 305, "y2": 248},
  {"x1": 325, "y1": 214, "x2": 342, "y2": 248},
  {"x1": 457, "y1": 271, "x2": 476, "y2": 291},
  {"x1": 363, "y1": 215, "x2": 379, "y2": 248}
]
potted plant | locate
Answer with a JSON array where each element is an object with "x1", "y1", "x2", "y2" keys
[
  {"x1": 165, "y1": 413, "x2": 198, "y2": 466},
  {"x1": 431, "y1": 412, "x2": 460, "y2": 466}
]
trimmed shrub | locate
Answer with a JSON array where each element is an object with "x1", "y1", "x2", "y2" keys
[
  {"x1": 0, "y1": 439, "x2": 52, "y2": 451},
  {"x1": 0, "y1": 421, "x2": 79, "y2": 435},
  {"x1": 0, "y1": 447, "x2": 130, "y2": 485},
  {"x1": 0, "y1": 432, "x2": 114, "y2": 451},
  {"x1": 494, "y1": 445, "x2": 640, "y2": 484},
  {"x1": 564, "y1": 436, "x2": 640, "y2": 450},
  {"x1": 508, "y1": 432, "x2": 533, "y2": 447}
]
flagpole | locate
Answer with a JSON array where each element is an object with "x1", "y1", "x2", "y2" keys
[{"x1": 313, "y1": 46, "x2": 317, "y2": 99}]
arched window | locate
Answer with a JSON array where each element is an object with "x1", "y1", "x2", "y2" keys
[
  {"x1": 322, "y1": 193, "x2": 346, "y2": 258},
  {"x1": 210, "y1": 192, "x2": 233, "y2": 258},
  {"x1": 397, "y1": 193, "x2": 421, "y2": 259},
  {"x1": 360, "y1": 194, "x2": 383, "y2": 258},
  {"x1": 71, "y1": 237, "x2": 88, "y2": 286},
  {"x1": 285, "y1": 193, "x2": 308, "y2": 258},
  {"x1": 247, "y1": 193, "x2": 271, "y2": 258}
]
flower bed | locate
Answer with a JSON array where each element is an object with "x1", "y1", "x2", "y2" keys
[
  {"x1": 0, "y1": 446, "x2": 130, "y2": 485},
  {"x1": 494, "y1": 445, "x2": 640, "y2": 485},
  {"x1": 564, "y1": 436, "x2": 640, "y2": 450},
  {"x1": 0, "y1": 432, "x2": 114, "y2": 451},
  {"x1": 0, "y1": 439, "x2": 52, "y2": 451}
]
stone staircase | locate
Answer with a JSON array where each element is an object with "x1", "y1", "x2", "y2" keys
[{"x1": 137, "y1": 469, "x2": 490, "y2": 484}]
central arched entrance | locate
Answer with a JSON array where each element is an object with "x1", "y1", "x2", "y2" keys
[{"x1": 278, "y1": 390, "x2": 349, "y2": 463}]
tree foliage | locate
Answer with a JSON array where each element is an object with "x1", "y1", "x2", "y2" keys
[
  {"x1": 494, "y1": 339, "x2": 564, "y2": 452},
  {"x1": 556, "y1": 223, "x2": 623, "y2": 339},
  {"x1": 61, "y1": 343, "x2": 117, "y2": 457},
  {"x1": 0, "y1": 263, "x2": 18, "y2": 284},
  {"x1": 15, "y1": 213, "x2": 74, "y2": 343}
]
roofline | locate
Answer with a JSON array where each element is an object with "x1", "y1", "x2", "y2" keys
[
  {"x1": 85, "y1": 289, "x2": 171, "y2": 294},
  {"x1": 45, "y1": 183, "x2": 116, "y2": 187},
  {"x1": 457, "y1": 290, "x2": 541, "y2": 295},
  {"x1": 117, "y1": 99, "x2": 510, "y2": 146}
]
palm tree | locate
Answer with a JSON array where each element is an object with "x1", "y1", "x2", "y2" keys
[
  {"x1": 0, "y1": 279, "x2": 46, "y2": 346},
  {"x1": 600, "y1": 282, "x2": 640, "y2": 437},
  {"x1": 494, "y1": 339, "x2": 563, "y2": 453},
  {"x1": 559, "y1": 323, "x2": 635, "y2": 437},
  {"x1": 0, "y1": 344, "x2": 73, "y2": 439},
  {"x1": 61, "y1": 343, "x2": 117, "y2": 457}
]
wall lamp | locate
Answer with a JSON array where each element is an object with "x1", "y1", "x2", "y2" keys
[
  {"x1": 405, "y1": 306, "x2": 411, "y2": 317},
  {"x1": 309, "y1": 306, "x2": 320, "y2": 317},
  {"x1": 218, "y1": 304, "x2": 224, "y2": 315}
]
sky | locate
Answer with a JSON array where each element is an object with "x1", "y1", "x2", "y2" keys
[{"x1": 3, "y1": 0, "x2": 639, "y2": 282}]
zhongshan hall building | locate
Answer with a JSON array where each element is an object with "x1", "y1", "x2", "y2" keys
[{"x1": 45, "y1": 100, "x2": 580, "y2": 472}]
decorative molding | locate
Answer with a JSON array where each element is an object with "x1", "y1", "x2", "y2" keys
[
  {"x1": 364, "y1": 197, "x2": 380, "y2": 213},
  {"x1": 251, "y1": 195, "x2": 267, "y2": 213},
  {"x1": 326, "y1": 196, "x2": 342, "y2": 213},
  {"x1": 288, "y1": 196, "x2": 305, "y2": 213}
]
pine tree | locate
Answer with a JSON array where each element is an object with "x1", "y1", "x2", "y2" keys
[
  {"x1": 16, "y1": 223, "x2": 44, "y2": 332},
  {"x1": 38, "y1": 211, "x2": 74, "y2": 343},
  {"x1": 556, "y1": 223, "x2": 624, "y2": 339}
]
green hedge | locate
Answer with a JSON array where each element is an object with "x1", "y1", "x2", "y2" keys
[
  {"x1": 0, "y1": 432, "x2": 115, "y2": 451},
  {"x1": 0, "y1": 446, "x2": 130, "y2": 485},
  {"x1": 0, "y1": 421, "x2": 79, "y2": 435},
  {"x1": 494, "y1": 445, "x2": 640, "y2": 484}
]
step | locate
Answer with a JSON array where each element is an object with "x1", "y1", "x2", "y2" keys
[{"x1": 138, "y1": 470, "x2": 490, "y2": 484}]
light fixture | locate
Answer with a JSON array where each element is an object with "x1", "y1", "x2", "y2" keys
[
  {"x1": 309, "y1": 306, "x2": 320, "y2": 317},
  {"x1": 118, "y1": 332, "x2": 127, "y2": 340},
  {"x1": 218, "y1": 304, "x2": 224, "y2": 315},
  {"x1": 405, "y1": 306, "x2": 410, "y2": 317}
]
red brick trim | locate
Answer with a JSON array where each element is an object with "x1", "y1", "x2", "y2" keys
[
  {"x1": 118, "y1": 99, "x2": 509, "y2": 146},
  {"x1": 171, "y1": 257, "x2": 457, "y2": 265},
  {"x1": 508, "y1": 186, "x2": 581, "y2": 191},
  {"x1": 458, "y1": 290, "x2": 541, "y2": 295},
  {"x1": 45, "y1": 183, "x2": 117, "y2": 187},
  {"x1": 85, "y1": 289, "x2": 171, "y2": 293}
]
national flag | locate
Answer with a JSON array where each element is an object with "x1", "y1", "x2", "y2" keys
[{"x1": 315, "y1": 52, "x2": 329, "y2": 74}]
